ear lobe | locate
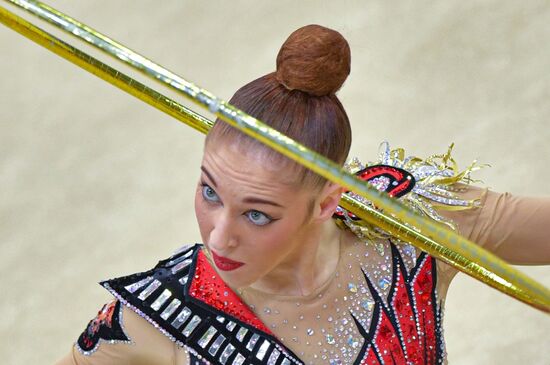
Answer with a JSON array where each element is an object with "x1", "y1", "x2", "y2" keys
[{"x1": 317, "y1": 183, "x2": 344, "y2": 221}]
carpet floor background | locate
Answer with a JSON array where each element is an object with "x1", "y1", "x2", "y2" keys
[{"x1": 1, "y1": 1, "x2": 549, "y2": 363}]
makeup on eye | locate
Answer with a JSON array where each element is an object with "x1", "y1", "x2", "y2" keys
[
  {"x1": 199, "y1": 181, "x2": 280, "y2": 225},
  {"x1": 200, "y1": 182, "x2": 221, "y2": 203},
  {"x1": 245, "y1": 210, "x2": 277, "y2": 226}
]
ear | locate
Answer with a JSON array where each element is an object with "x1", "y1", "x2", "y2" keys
[{"x1": 314, "y1": 182, "x2": 344, "y2": 222}]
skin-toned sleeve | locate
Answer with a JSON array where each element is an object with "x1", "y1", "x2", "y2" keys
[
  {"x1": 439, "y1": 184, "x2": 550, "y2": 265},
  {"x1": 55, "y1": 303, "x2": 190, "y2": 365}
]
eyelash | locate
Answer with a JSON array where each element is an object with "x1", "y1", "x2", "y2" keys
[{"x1": 199, "y1": 182, "x2": 277, "y2": 226}]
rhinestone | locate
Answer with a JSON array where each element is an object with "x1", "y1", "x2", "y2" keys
[
  {"x1": 171, "y1": 258, "x2": 192, "y2": 274},
  {"x1": 232, "y1": 353, "x2": 246, "y2": 365},
  {"x1": 197, "y1": 326, "x2": 217, "y2": 348},
  {"x1": 306, "y1": 328, "x2": 314, "y2": 336},
  {"x1": 219, "y1": 344, "x2": 235, "y2": 365},
  {"x1": 137, "y1": 279, "x2": 161, "y2": 300},
  {"x1": 182, "y1": 315, "x2": 201, "y2": 337},
  {"x1": 361, "y1": 299, "x2": 375, "y2": 311},
  {"x1": 235, "y1": 327, "x2": 248, "y2": 342},
  {"x1": 226, "y1": 321, "x2": 237, "y2": 331},
  {"x1": 402, "y1": 244, "x2": 415, "y2": 256},
  {"x1": 208, "y1": 334, "x2": 226, "y2": 356},
  {"x1": 267, "y1": 349, "x2": 280, "y2": 365},
  {"x1": 255, "y1": 339, "x2": 270, "y2": 360},
  {"x1": 170, "y1": 307, "x2": 191, "y2": 330},
  {"x1": 150, "y1": 289, "x2": 172, "y2": 311},
  {"x1": 124, "y1": 276, "x2": 153, "y2": 293},
  {"x1": 378, "y1": 276, "x2": 391, "y2": 290},
  {"x1": 347, "y1": 283, "x2": 358, "y2": 293},
  {"x1": 160, "y1": 298, "x2": 181, "y2": 320},
  {"x1": 347, "y1": 336, "x2": 360, "y2": 348},
  {"x1": 246, "y1": 333, "x2": 260, "y2": 351}
]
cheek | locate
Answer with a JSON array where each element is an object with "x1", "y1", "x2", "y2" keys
[{"x1": 248, "y1": 220, "x2": 300, "y2": 256}]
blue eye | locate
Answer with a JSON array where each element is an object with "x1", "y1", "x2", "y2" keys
[
  {"x1": 246, "y1": 210, "x2": 272, "y2": 226},
  {"x1": 201, "y1": 184, "x2": 220, "y2": 202}
]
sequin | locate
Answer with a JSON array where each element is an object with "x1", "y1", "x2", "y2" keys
[
  {"x1": 246, "y1": 333, "x2": 260, "y2": 351},
  {"x1": 226, "y1": 321, "x2": 237, "y2": 332},
  {"x1": 235, "y1": 327, "x2": 248, "y2": 342},
  {"x1": 170, "y1": 307, "x2": 191, "y2": 330},
  {"x1": 160, "y1": 298, "x2": 181, "y2": 320},
  {"x1": 361, "y1": 299, "x2": 375, "y2": 311},
  {"x1": 347, "y1": 336, "x2": 359, "y2": 348},
  {"x1": 208, "y1": 334, "x2": 226, "y2": 356},
  {"x1": 267, "y1": 349, "x2": 281, "y2": 365},
  {"x1": 232, "y1": 353, "x2": 246, "y2": 365},
  {"x1": 182, "y1": 315, "x2": 201, "y2": 337},
  {"x1": 166, "y1": 249, "x2": 193, "y2": 267},
  {"x1": 255, "y1": 339, "x2": 270, "y2": 360},
  {"x1": 402, "y1": 244, "x2": 415, "y2": 257},
  {"x1": 197, "y1": 325, "x2": 217, "y2": 348},
  {"x1": 219, "y1": 344, "x2": 235, "y2": 365},
  {"x1": 124, "y1": 276, "x2": 153, "y2": 293},
  {"x1": 171, "y1": 258, "x2": 192, "y2": 274},
  {"x1": 378, "y1": 276, "x2": 391, "y2": 290},
  {"x1": 137, "y1": 279, "x2": 161, "y2": 300},
  {"x1": 150, "y1": 289, "x2": 172, "y2": 311}
]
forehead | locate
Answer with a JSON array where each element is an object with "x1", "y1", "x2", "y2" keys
[{"x1": 201, "y1": 141, "x2": 300, "y2": 191}]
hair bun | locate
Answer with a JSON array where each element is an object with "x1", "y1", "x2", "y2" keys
[{"x1": 275, "y1": 24, "x2": 351, "y2": 96}]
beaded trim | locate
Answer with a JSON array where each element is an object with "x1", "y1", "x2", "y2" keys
[
  {"x1": 75, "y1": 299, "x2": 133, "y2": 356},
  {"x1": 103, "y1": 283, "x2": 211, "y2": 364}
]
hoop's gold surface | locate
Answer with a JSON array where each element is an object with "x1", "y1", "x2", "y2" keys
[{"x1": 1, "y1": 1, "x2": 549, "y2": 312}]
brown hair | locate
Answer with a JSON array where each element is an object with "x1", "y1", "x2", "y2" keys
[{"x1": 206, "y1": 24, "x2": 352, "y2": 189}]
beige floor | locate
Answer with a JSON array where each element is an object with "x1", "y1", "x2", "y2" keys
[{"x1": 1, "y1": 1, "x2": 549, "y2": 364}]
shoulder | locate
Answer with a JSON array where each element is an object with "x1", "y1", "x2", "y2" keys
[
  {"x1": 98, "y1": 243, "x2": 201, "y2": 349},
  {"x1": 64, "y1": 244, "x2": 202, "y2": 365},
  {"x1": 61, "y1": 298, "x2": 189, "y2": 365}
]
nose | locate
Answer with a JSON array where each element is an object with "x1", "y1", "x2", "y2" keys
[{"x1": 208, "y1": 213, "x2": 237, "y2": 253}]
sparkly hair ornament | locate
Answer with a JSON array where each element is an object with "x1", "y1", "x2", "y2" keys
[{"x1": 334, "y1": 142, "x2": 485, "y2": 255}]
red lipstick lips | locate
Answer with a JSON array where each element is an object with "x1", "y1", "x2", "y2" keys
[{"x1": 211, "y1": 250, "x2": 244, "y2": 271}]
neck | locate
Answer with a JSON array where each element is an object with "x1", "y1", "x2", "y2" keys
[{"x1": 247, "y1": 221, "x2": 341, "y2": 297}]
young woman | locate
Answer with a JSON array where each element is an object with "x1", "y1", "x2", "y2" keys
[{"x1": 56, "y1": 25, "x2": 550, "y2": 365}]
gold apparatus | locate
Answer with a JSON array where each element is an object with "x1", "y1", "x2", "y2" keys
[{"x1": 1, "y1": 0, "x2": 549, "y2": 313}]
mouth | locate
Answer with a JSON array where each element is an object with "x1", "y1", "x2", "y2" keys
[{"x1": 211, "y1": 250, "x2": 245, "y2": 271}]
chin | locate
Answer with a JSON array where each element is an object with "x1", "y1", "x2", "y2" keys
[{"x1": 217, "y1": 269, "x2": 256, "y2": 290}]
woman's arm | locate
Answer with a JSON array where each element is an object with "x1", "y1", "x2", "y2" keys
[
  {"x1": 55, "y1": 301, "x2": 189, "y2": 365},
  {"x1": 440, "y1": 184, "x2": 550, "y2": 265}
]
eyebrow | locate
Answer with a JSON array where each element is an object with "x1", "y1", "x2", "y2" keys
[
  {"x1": 200, "y1": 166, "x2": 217, "y2": 187},
  {"x1": 242, "y1": 196, "x2": 283, "y2": 208}
]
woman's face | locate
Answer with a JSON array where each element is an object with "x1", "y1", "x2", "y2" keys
[{"x1": 194, "y1": 141, "x2": 319, "y2": 289}]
